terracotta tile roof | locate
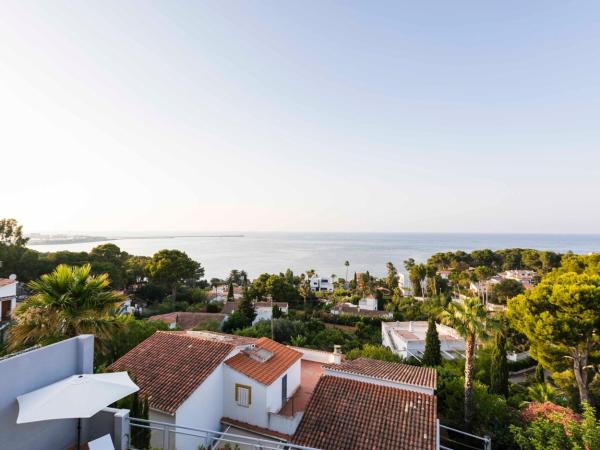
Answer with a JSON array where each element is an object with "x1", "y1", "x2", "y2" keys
[
  {"x1": 323, "y1": 358, "x2": 436, "y2": 390},
  {"x1": 225, "y1": 337, "x2": 302, "y2": 385},
  {"x1": 293, "y1": 376, "x2": 437, "y2": 450},
  {"x1": 148, "y1": 312, "x2": 227, "y2": 330},
  {"x1": 182, "y1": 330, "x2": 257, "y2": 346},
  {"x1": 332, "y1": 304, "x2": 392, "y2": 317},
  {"x1": 0, "y1": 279, "x2": 16, "y2": 287},
  {"x1": 109, "y1": 331, "x2": 233, "y2": 414},
  {"x1": 147, "y1": 312, "x2": 178, "y2": 324},
  {"x1": 221, "y1": 301, "x2": 239, "y2": 315},
  {"x1": 221, "y1": 417, "x2": 291, "y2": 441},
  {"x1": 255, "y1": 301, "x2": 288, "y2": 308}
]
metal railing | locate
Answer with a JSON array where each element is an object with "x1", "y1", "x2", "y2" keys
[
  {"x1": 438, "y1": 423, "x2": 491, "y2": 450},
  {"x1": 129, "y1": 417, "x2": 320, "y2": 450}
]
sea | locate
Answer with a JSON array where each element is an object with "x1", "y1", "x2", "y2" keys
[{"x1": 28, "y1": 232, "x2": 600, "y2": 280}]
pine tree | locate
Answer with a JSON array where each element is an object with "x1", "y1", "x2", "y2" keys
[
  {"x1": 422, "y1": 317, "x2": 442, "y2": 367},
  {"x1": 489, "y1": 331, "x2": 509, "y2": 397}
]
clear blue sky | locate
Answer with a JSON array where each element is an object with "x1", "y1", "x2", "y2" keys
[{"x1": 2, "y1": 1, "x2": 599, "y2": 233}]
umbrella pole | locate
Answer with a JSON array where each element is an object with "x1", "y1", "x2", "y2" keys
[{"x1": 77, "y1": 417, "x2": 81, "y2": 450}]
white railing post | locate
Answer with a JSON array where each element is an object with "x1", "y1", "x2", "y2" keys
[
  {"x1": 162, "y1": 423, "x2": 169, "y2": 450},
  {"x1": 484, "y1": 435, "x2": 491, "y2": 450}
]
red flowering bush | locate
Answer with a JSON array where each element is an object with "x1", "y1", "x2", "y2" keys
[{"x1": 521, "y1": 401, "x2": 580, "y2": 427}]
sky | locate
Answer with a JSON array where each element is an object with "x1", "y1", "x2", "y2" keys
[{"x1": 1, "y1": 1, "x2": 599, "y2": 234}]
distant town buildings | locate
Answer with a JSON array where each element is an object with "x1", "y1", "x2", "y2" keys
[{"x1": 382, "y1": 321, "x2": 466, "y2": 361}]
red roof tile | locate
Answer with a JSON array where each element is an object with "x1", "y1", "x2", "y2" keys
[
  {"x1": 225, "y1": 337, "x2": 302, "y2": 385},
  {"x1": 182, "y1": 330, "x2": 257, "y2": 346},
  {"x1": 332, "y1": 304, "x2": 392, "y2": 317},
  {"x1": 323, "y1": 358, "x2": 436, "y2": 390},
  {"x1": 148, "y1": 312, "x2": 227, "y2": 330},
  {"x1": 109, "y1": 331, "x2": 234, "y2": 414},
  {"x1": 255, "y1": 302, "x2": 288, "y2": 308},
  {"x1": 293, "y1": 376, "x2": 437, "y2": 450},
  {"x1": 221, "y1": 301, "x2": 239, "y2": 315},
  {"x1": 221, "y1": 417, "x2": 291, "y2": 441}
]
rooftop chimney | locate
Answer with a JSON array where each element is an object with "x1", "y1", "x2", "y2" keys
[{"x1": 333, "y1": 345, "x2": 342, "y2": 364}]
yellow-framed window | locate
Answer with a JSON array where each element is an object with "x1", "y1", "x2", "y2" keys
[{"x1": 235, "y1": 383, "x2": 252, "y2": 407}]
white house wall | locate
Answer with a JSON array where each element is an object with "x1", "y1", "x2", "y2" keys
[
  {"x1": 223, "y1": 359, "x2": 301, "y2": 432},
  {"x1": 0, "y1": 283, "x2": 16, "y2": 298},
  {"x1": 223, "y1": 366, "x2": 270, "y2": 428},
  {"x1": 253, "y1": 307, "x2": 272, "y2": 325},
  {"x1": 266, "y1": 359, "x2": 301, "y2": 415},
  {"x1": 175, "y1": 363, "x2": 225, "y2": 450}
]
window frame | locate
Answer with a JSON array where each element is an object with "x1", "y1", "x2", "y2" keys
[{"x1": 235, "y1": 383, "x2": 252, "y2": 407}]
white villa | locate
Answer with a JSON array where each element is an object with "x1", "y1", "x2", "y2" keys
[
  {"x1": 382, "y1": 321, "x2": 465, "y2": 361},
  {"x1": 254, "y1": 302, "x2": 289, "y2": 324},
  {"x1": 112, "y1": 330, "x2": 442, "y2": 450},
  {"x1": 309, "y1": 275, "x2": 334, "y2": 292},
  {"x1": 222, "y1": 300, "x2": 289, "y2": 325},
  {"x1": 358, "y1": 294, "x2": 378, "y2": 311}
]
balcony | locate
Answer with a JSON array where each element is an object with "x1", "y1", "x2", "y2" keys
[{"x1": 129, "y1": 417, "x2": 320, "y2": 450}]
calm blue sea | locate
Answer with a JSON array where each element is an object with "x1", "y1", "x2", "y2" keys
[{"x1": 29, "y1": 233, "x2": 600, "y2": 280}]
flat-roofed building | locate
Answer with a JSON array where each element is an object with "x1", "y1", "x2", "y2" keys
[{"x1": 382, "y1": 321, "x2": 465, "y2": 361}]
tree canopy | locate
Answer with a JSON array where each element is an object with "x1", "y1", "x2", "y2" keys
[
  {"x1": 508, "y1": 257, "x2": 600, "y2": 404},
  {"x1": 145, "y1": 249, "x2": 203, "y2": 301}
]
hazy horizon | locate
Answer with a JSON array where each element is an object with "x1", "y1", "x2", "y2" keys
[
  {"x1": 3, "y1": 2, "x2": 600, "y2": 234},
  {"x1": 26, "y1": 230, "x2": 600, "y2": 237}
]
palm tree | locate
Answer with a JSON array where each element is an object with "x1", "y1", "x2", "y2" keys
[
  {"x1": 9, "y1": 264, "x2": 124, "y2": 351},
  {"x1": 344, "y1": 261, "x2": 350, "y2": 282},
  {"x1": 439, "y1": 297, "x2": 493, "y2": 428},
  {"x1": 521, "y1": 383, "x2": 565, "y2": 407}
]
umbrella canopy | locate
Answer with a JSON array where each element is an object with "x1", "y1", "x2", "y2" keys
[{"x1": 17, "y1": 372, "x2": 139, "y2": 424}]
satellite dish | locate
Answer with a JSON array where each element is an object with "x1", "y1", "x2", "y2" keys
[{"x1": 9, "y1": 274, "x2": 17, "y2": 281}]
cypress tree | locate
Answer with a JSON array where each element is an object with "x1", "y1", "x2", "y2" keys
[
  {"x1": 227, "y1": 279, "x2": 234, "y2": 302},
  {"x1": 130, "y1": 391, "x2": 150, "y2": 449},
  {"x1": 422, "y1": 317, "x2": 442, "y2": 367},
  {"x1": 489, "y1": 331, "x2": 509, "y2": 397}
]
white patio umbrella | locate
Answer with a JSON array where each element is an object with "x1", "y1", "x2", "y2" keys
[{"x1": 17, "y1": 372, "x2": 139, "y2": 449}]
